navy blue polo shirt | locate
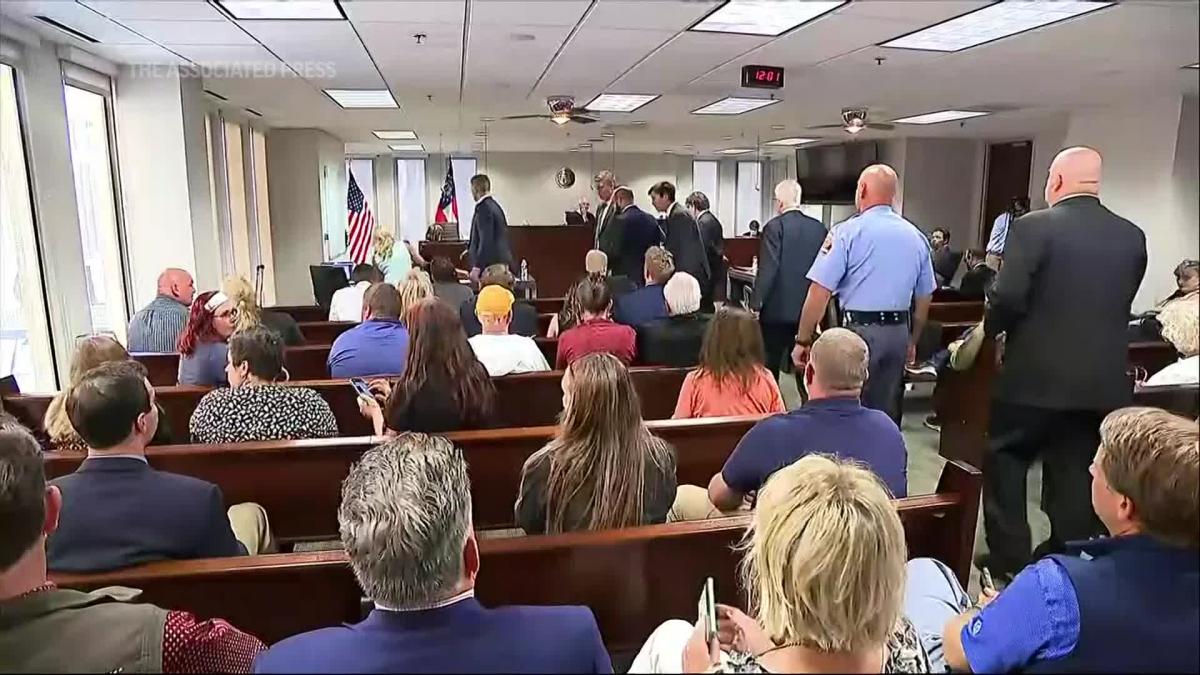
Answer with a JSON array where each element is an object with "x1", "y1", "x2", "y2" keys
[{"x1": 721, "y1": 397, "x2": 908, "y2": 498}]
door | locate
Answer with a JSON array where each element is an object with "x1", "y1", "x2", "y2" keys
[{"x1": 981, "y1": 141, "x2": 1032, "y2": 244}]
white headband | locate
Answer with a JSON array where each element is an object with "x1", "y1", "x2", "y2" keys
[{"x1": 204, "y1": 291, "x2": 229, "y2": 312}]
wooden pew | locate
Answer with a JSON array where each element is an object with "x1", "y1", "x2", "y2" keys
[
  {"x1": 297, "y1": 321, "x2": 356, "y2": 345},
  {"x1": 533, "y1": 297, "x2": 564, "y2": 315},
  {"x1": 937, "y1": 340, "x2": 1184, "y2": 467},
  {"x1": 928, "y1": 301, "x2": 984, "y2": 324},
  {"x1": 132, "y1": 346, "x2": 335, "y2": 387},
  {"x1": 267, "y1": 305, "x2": 328, "y2": 323},
  {"x1": 51, "y1": 460, "x2": 981, "y2": 648},
  {"x1": 537, "y1": 313, "x2": 553, "y2": 336},
  {"x1": 6, "y1": 367, "x2": 689, "y2": 445},
  {"x1": 44, "y1": 415, "x2": 759, "y2": 539},
  {"x1": 131, "y1": 353, "x2": 182, "y2": 387}
]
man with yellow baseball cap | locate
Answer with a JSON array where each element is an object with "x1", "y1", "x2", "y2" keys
[{"x1": 468, "y1": 285, "x2": 551, "y2": 376}]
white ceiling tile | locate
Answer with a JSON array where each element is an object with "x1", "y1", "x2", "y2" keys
[
  {"x1": 89, "y1": 43, "x2": 189, "y2": 64},
  {"x1": 171, "y1": 43, "x2": 279, "y2": 67},
  {"x1": 471, "y1": 0, "x2": 590, "y2": 27},
  {"x1": 1, "y1": 0, "x2": 149, "y2": 44},
  {"x1": 588, "y1": 0, "x2": 721, "y2": 30},
  {"x1": 239, "y1": 19, "x2": 382, "y2": 87},
  {"x1": 119, "y1": 19, "x2": 257, "y2": 45},
  {"x1": 615, "y1": 31, "x2": 770, "y2": 91},
  {"x1": 537, "y1": 28, "x2": 677, "y2": 92},
  {"x1": 342, "y1": 1, "x2": 463, "y2": 25},
  {"x1": 357, "y1": 21, "x2": 461, "y2": 92},
  {"x1": 79, "y1": 1, "x2": 227, "y2": 22}
]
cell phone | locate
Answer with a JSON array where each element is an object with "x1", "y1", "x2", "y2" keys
[
  {"x1": 697, "y1": 577, "x2": 717, "y2": 643},
  {"x1": 980, "y1": 567, "x2": 996, "y2": 595},
  {"x1": 350, "y1": 378, "x2": 372, "y2": 398}
]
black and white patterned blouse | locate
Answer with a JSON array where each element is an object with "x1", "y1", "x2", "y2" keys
[{"x1": 189, "y1": 384, "x2": 339, "y2": 444}]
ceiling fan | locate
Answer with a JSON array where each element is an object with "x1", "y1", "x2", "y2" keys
[
  {"x1": 808, "y1": 107, "x2": 893, "y2": 135},
  {"x1": 500, "y1": 96, "x2": 598, "y2": 126}
]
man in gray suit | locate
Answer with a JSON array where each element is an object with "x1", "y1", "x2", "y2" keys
[
  {"x1": 752, "y1": 180, "x2": 827, "y2": 380},
  {"x1": 467, "y1": 174, "x2": 514, "y2": 281},
  {"x1": 982, "y1": 146, "x2": 1148, "y2": 581}
]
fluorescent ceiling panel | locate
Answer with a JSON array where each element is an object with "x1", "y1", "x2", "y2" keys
[
  {"x1": 692, "y1": 97, "x2": 780, "y2": 115},
  {"x1": 882, "y1": 1, "x2": 1113, "y2": 52},
  {"x1": 584, "y1": 93, "x2": 660, "y2": 112},
  {"x1": 216, "y1": 0, "x2": 344, "y2": 20},
  {"x1": 374, "y1": 130, "x2": 417, "y2": 140},
  {"x1": 389, "y1": 143, "x2": 425, "y2": 152},
  {"x1": 717, "y1": 148, "x2": 755, "y2": 155},
  {"x1": 325, "y1": 89, "x2": 398, "y2": 109},
  {"x1": 691, "y1": 0, "x2": 845, "y2": 37},
  {"x1": 765, "y1": 137, "x2": 819, "y2": 146},
  {"x1": 892, "y1": 109, "x2": 991, "y2": 125}
]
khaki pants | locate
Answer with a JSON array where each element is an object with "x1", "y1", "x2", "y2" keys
[
  {"x1": 227, "y1": 502, "x2": 275, "y2": 555},
  {"x1": 667, "y1": 485, "x2": 747, "y2": 522},
  {"x1": 985, "y1": 253, "x2": 1003, "y2": 271}
]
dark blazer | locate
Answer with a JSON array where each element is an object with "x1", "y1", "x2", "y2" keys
[
  {"x1": 47, "y1": 457, "x2": 245, "y2": 573},
  {"x1": 613, "y1": 205, "x2": 662, "y2": 284},
  {"x1": 662, "y1": 203, "x2": 711, "y2": 292},
  {"x1": 697, "y1": 211, "x2": 726, "y2": 301},
  {"x1": 613, "y1": 283, "x2": 668, "y2": 327},
  {"x1": 753, "y1": 209, "x2": 827, "y2": 325},
  {"x1": 595, "y1": 200, "x2": 619, "y2": 253},
  {"x1": 254, "y1": 599, "x2": 611, "y2": 674},
  {"x1": 637, "y1": 313, "x2": 711, "y2": 367},
  {"x1": 467, "y1": 196, "x2": 514, "y2": 270},
  {"x1": 986, "y1": 195, "x2": 1147, "y2": 410},
  {"x1": 959, "y1": 262, "x2": 997, "y2": 300},
  {"x1": 932, "y1": 247, "x2": 964, "y2": 286},
  {"x1": 460, "y1": 297, "x2": 540, "y2": 337}
]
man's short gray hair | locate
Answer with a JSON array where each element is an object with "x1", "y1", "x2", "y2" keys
[
  {"x1": 339, "y1": 433, "x2": 472, "y2": 609},
  {"x1": 774, "y1": 180, "x2": 802, "y2": 209},
  {"x1": 811, "y1": 328, "x2": 869, "y2": 391}
]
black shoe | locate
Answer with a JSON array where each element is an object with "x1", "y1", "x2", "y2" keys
[{"x1": 923, "y1": 414, "x2": 941, "y2": 432}]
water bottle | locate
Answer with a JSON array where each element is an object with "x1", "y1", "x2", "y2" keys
[
  {"x1": 520, "y1": 259, "x2": 529, "y2": 281},
  {"x1": 751, "y1": 256, "x2": 758, "y2": 273}
]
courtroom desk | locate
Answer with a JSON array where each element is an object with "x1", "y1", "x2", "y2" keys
[
  {"x1": 44, "y1": 414, "x2": 760, "y2": 538},
  {"x1": 298, "y1": 321, "x2": 356, "y2": 345},
  {"x1": 50, "y1": 460, "x2": 981, "y2": 648},
  {"x1": 937, "y1": 340, "x2": 1185, "y2": 468},
  {"x1": 267, "y1": 305, "x2": 327, "y2": 323},
  {"x1": 132, "y1": 346, "x2": 334, "y2": 387},
  {"x1": 723, "y1": 237, "x2": 759, "y2": 268},
  {"x1": 6, "y1": 366, "x2": 689, "y2": 445},
  {"x1": 419, "y1": 239, "x2": 468, "y2": 267},
  {"x1": 508, "y1": 225, "x2": 594, "y2": 298},
  {"x1": 728, "y1": 265, "x2": 755, "y2": 307}
]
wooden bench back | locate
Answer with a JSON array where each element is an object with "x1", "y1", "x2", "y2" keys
[
  {"x1": 51, "y1": 460, "x2": 980, "y2": 648},
  {"x1": 266, "y1": 305, "x2": 328, "y2": 323},
  {"x1": 5, "y1": 367, "x2": 688, "y2": 446},
  {"x1": 132, "y1": 345, "x2": 335, "y2": 387},
  {"x1": 928, "y1": 301, "x2": 984, "y2": 324},
  {"x1": 43, "y1": 415, "x2": 760, "y2": 538}
]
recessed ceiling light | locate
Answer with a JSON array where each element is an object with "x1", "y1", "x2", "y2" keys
[
  {"x1": 1186, "y1": 63, "x2": 1200, "y2": 69},
  {"x1": 578, "y1": 143, "x2": 592, "y2": 149},
  {"x1": 480, "y1": 117, "x2": 496, "y2": 122},
  {"x1": 721, "y1": 135, "x2": 734, "y2": 141},
  {"x1": 691, "y1": 0, "x2": 845, "y2": 37},
  {"x1": 881, "y1": 1, "x2": 1113, "y2": 53},
  {"x1": 601, "y1": 131, "x2": 615, "y2": 137},
  {"x1": 216, "y1": 0, "x2": 345, "y2": 20},
  {"x1": 474, "y1": 131, "x2": 489, "y2": 137},
  {"x1": 664, "y1": 149, "x2": 675, "y2": 154},
  {"x1": 584, "y1": 93, "x2": 660, "y2": 113},
  {"x1": 389, "y1": 143, "x2": 425, "y2": 152},
  {"x1": 631, "y1": 120, "x2": 648, "y2": 127},
  {"x1": 765, "y1": 137, "x2": 819, "y2": 146},
  {"x1": 373, "y1": 130, "x2": 417, "y2": 140},
  {"x1": 683, "y1": 144, "x2": 695, "y2": 148},
  {"x1": 717, "y1": 147, "x2": 755, "y2": 155},
  {"x1": 325, "y1": 89, "x2": 398, "y2": 109},
  {"x1": 568, "y1": 147, "x2": 580, "y2": 152},
  {"x1": 510, "y1": 32, "x2": 536, "y2": 42},
  {"x1": 693, "y1": 97, "x2": 780, "y2": 116},
  {"x1": 770, "y1": 124, "x2": 786, "y2": 131},
  {"x1": 892, "y1": 109, "x2": 991, "y2": 125}
]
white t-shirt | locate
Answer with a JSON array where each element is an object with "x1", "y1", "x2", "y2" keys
[
  {"x1": 468, "y1": 333, "x2": 551, "y2": 376},
  {"x1": 328, "y1": 281, "x2": 370, "y2": 322},
  {"x1": 1145, "y1": 355, "x2": 1200, "y2": 387}
]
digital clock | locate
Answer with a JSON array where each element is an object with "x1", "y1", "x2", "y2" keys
[{"x1": 741, "y1": 65, "x2": 785, "y2": 89}]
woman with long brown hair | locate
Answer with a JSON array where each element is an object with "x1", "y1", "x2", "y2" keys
[
  {"x1": 515, "y1": 352, "x2": 677, "y2": 534},
  {"x1": 673, "y1": 306, "x2": 785, "y2": 419},
  {"x1": 359, "y1": 297, "x2": 495, "y2": 434}
]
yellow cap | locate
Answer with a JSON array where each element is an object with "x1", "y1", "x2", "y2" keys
[{"x1": 476, "y1": 284, "x2": 515, "y2": 317}]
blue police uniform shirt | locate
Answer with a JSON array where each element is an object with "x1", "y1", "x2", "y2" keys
[{"x1": 807, "y1": 205, "x2": 936, "y2": 311}]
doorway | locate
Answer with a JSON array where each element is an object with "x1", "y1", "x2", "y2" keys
[{"x1": 981, "y1": 140, "x2": 1032, "y2": 243}]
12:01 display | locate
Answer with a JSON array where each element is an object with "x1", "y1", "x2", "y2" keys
[{"x1": 741, "y1": 65, "x2": 784, "y2": 89}]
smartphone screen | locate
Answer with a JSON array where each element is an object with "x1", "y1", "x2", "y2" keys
[
  {"x1": 350, "y1": 378, "x2": 372, "y2": 398},
  {"x1": 697, "y1": 577, "x2": 716, "y2": 642}
]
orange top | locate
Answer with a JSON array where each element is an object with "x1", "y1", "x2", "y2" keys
[{"x1": 672, "y1": 367, "x2": 787, "y2": 419}]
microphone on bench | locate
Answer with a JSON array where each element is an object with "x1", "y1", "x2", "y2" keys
[{"x1": 255, "y1": 264, "x2": 265, "y2": 307}]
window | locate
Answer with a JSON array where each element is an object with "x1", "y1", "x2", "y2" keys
[
  {"x1": 692, "y1": 159, "x2": 720, "y2": 230},
  {"x1": 451, "y1": 157, "x2": 477, "y2": 240},
  {"x1": 736, "y1": 160, "x2": 763, "y2": 236},
  {"x1": 0, "y1": 63, "x2": 56, "y2": 391},
  {"x1": 64, "y1": 83, "x2": 128, "y2": 342},
  {"x1": 249, "y1": 128, "x2": 276, "y2": 304},
  {"x1": 396, "y1": 158, "x2": 426, "y2": 243},
  {"x1": 222, "y1": 118, "x2": 252, "y2": 277}
]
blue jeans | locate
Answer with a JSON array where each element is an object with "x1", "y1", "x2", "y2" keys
[{"x1": 904, "y1": 558, "x2": 973, "y2": 673}]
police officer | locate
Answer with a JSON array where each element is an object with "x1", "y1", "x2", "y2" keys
[{"x1": 791, "y1": 164, "x2": 935, "y2": 424}]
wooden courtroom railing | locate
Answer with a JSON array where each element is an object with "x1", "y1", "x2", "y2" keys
[
  {"x1": 43, "y1": 415, "x2": 759, "y2": 538},
  {"x1": 132, "y1": 345, "x2": 334, "y2": 387},
  {"x1": 50, "y1": 459, "x2": 981, "y2": 649},
  {"x1": 937, "y1": 339, "x2": 1187, "y2": 468},
  {"x1": 5, "y1": 367, "x2": 689, "y2": 444},
  {"x1": 296, "y1": 321, "x2": 356, "y2": 345}
]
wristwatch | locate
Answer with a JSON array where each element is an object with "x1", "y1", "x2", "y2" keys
[{"x1": 793, "y1": 334, "x2": 813, "y2": 347}]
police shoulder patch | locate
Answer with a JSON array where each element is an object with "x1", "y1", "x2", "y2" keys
[{"x1": 821, "y1": 232, "x2": 834, "y2": 254}]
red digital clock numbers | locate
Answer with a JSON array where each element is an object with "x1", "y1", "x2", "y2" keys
[{"x1": 741, "y1": 65, "x2": 784, "y2": 89}]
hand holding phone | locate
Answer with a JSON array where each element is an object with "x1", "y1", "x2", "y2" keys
[
  {"x1": 697, "y1": 577, "x2": 717, "y2": 643},
  {"x1": 350, "y1": 378, "x2": 372, "y2": 398}
]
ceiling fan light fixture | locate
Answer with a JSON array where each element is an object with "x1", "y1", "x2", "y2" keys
[{"x1": 551, "y1": 116, "x2": 571, "y2": 126}]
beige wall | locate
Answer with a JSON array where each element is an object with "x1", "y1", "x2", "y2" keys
[{"x1": 901, "y1": 138, "x2": 986, "y2": 248}]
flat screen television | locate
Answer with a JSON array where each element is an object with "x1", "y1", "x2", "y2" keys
[{"x1": 796, "y1": 141, "x2": 880, "y2": 204}]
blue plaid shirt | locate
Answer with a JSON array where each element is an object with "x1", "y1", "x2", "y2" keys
[{"x1": 127, "y1": 295, "x2": 189, "y2": 353}]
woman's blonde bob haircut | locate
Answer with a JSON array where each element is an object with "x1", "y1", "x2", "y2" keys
[{"x1": 739, "y1": 454, "x2": 907, "y2": 653}]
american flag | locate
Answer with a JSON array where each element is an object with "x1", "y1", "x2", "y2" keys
[
  {"x1": 434, "y1": 162, "x2": 458, "y2": 223},
  {"x1": 346, "y1": 170, "x2": 375, "y2": 264}
]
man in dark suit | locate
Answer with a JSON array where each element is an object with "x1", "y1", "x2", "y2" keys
[
  {"x1": 610, "y1": 185, "x2": 661, "y2": 285},
  {"x1": 753, "y1": 180, "x2": 827, "y2": 380},
  {"x1": 649, "y1": 181, "x2": 710, "y2": 302},
  {"x1": 613, "y1": 245, "x2": 674, "y2": 327},
  {"x1": 686, "y1": 191, "x2": 726, "y2": 309},
  {"x1": 958, "y1": 247, "x2": 997, "y2": 300},
  {"x1": 593, "y1": 170, "x2": 619, "y2": 252},
  {"x1": 47, "y1": 361, "x2": 261, "y2": 573},
  {"x1": 254, "y1": 435, "x2": 611, "y2": 673},
  {"x1": 466, "y1": 174, "x2": 514, "y2": 281},
  {"x1": 930, "y1": 228, "x2": 963, "y2": 286},
  {"x1": 982, "y1": 146, "x2": 1148, "y2": 581}
]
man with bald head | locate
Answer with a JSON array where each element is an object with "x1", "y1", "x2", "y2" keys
[
  {"x1": 792, "y1": 164, "x2": 936, "y2": 425},
  {"x1": 981, "y1": 146, "x2": 1147, "y2": 581},
  {"x1": 127, "y1": 268, "x2": 195, "y2": 353}
]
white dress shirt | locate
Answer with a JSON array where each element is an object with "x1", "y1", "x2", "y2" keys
[
  {"x1": 328, "y1": 281, "x2": 370, "y2": 322},
  {"x1": 1145, "y1": 356, "x2": 1200, "y2": 387}
]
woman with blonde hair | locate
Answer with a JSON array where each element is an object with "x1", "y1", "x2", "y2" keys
[
  {"x1": 45, "y1": 335, "x2": 172, "y2": 451},
  {"x1": 371, "y1": 229, "x2": 415, "y2": 285},
  {"x1": 221, "y1": 275, "x2": 304, "y2": 345},
  {"x1": 630, "y1": 454, "x2": 929, "y2": 673},
  {"x1": 673, "y1": 307, "x2": 785, "y2": 419},
  {"x1": 397, "y1": 268, "x2": 435, "y2": 325},
  {"x1": 515, "y1": 352, "x2": 677, "y2": 534}
]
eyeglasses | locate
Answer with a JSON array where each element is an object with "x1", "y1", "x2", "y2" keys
[{"x1": 214, "y1": 308, "x2": 238, "y2": 320}]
